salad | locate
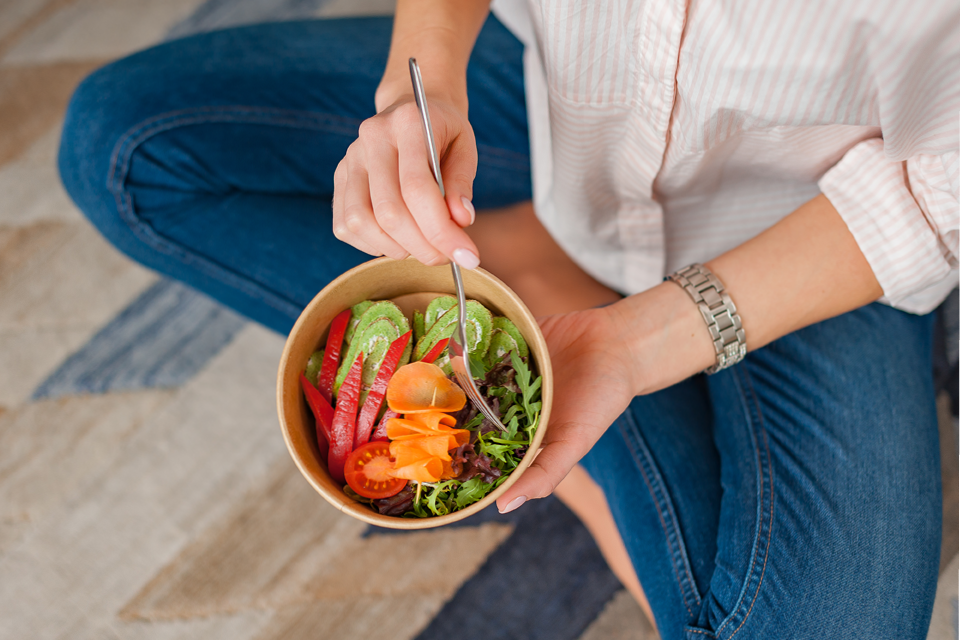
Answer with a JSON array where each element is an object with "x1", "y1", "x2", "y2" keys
[{"x1": 299, "y1": 295, "x2": 543, "y2": 518}]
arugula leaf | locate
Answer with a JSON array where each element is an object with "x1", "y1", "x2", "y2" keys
[
  {"x1": 499, "y1": 391, "x2": 517, "y2": 415},
  {"x1": 502, "y1": 404, "x2": 522, "y2": 430},
  {"x1": 510, "y1": 350, "x2": 542, "y2": 430},
  {"x1": 424, "y1": 480, "x2": 457, "y2": 516},
  {"x1": 506, "y1": 414, "x2": 520, "y2": 440},
  {"x1": 474, "y1": 431, "x2": 523, "y2": 472},
  {"x1": 454, "y1": 477, "x2": 495, "y2": 509},
  {"x1": 469, "y1": 352, "x2": 488, "y2": 379}
]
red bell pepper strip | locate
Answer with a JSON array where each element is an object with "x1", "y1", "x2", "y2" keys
[
  {"x1": 371, "y1": 409, "x2": 398, "y2": 442},
  {"x1": 300, "y1": 373, "x2": 334, "y2": 460},
  {"x1": 420, "y1": 338, "x2": 450, "y2": 364},
  {"x1": 318, "y1": 308, "x2": 351, "y2": 403},
  {"x1": 354, "y1": 331, "x2": 412, "y2": 448},
  {"x1": 328, "y1": 351, "x2": 364, "y2": 484}
]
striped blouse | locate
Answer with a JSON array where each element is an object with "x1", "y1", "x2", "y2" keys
[{"x1": 491, "y1": 0, "x2": 959, "y2": 313}]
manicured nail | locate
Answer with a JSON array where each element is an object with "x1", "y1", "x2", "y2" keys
[
  {"x1": 452, "y1": 248, "x2": 480, "y2": 270},
  {"x1": 499, "y1": 495, "x2": 527, "y2": 514},
  {"x1": 461, "y1": 196, "x2": 476, "y2": 225}
]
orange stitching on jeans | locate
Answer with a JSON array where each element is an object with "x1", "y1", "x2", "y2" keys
[
  {"x1": 687, "y1": 629, "x2": 716, "y2": 637},
  {"x1": 635, "y1": 446, "x2": 696, "y2": 618},
  {"x1": 723, "y1": 368, "x2": 776, "y2": 639},
  {"x1": 728, "y1": 384, "x2": 775, "y2": 638},
  {"x1": 623, "y1": 418, "x2": 697, "y2": 618}
]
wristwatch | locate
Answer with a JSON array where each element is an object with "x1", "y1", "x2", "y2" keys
[{"x1": 667, "y1": 263, "x2": 747, "y2": 374}]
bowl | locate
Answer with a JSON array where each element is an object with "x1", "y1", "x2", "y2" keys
[{"x1": 276, "y1": 257, "x2": 553, "y2": 529}]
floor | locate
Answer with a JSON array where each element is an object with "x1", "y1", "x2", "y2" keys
[{"x1": 0, "y1": 1, "x2": 955, "y2": 639}]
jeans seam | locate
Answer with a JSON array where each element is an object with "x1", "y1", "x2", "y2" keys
[
  {"x1": 713, "y1": 366, "x2": 776, "y2": 640},
  {"x1": 618, "y1": 409, "x2": 703, "y2": 618},
  {"x1": 106, "y1": 106, "x2": 363, "y2": 318}
]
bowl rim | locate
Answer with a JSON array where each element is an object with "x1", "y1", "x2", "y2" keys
[{"x1": 276, "y1": 257, "x2": 552, "y2": 529}]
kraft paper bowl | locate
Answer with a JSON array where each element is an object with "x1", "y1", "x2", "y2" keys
[{"x1": 277, "y1": 257, "x2": 553, "y2": 529}]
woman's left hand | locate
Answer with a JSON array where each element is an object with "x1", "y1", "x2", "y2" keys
[
  {"x1": 495, "y1": 306, "x2": 639, "y2": 513},
  {"x1": 495, "y1": 194, "x2": 887, "y2": 513},
  {"x1": 495, "y1": 282, "x2": 716, "y2": 513}
]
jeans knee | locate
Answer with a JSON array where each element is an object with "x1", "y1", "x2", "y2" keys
[
  {"x1": 60, "y1": 62, "x2": 121, "y2": 226},
  {"x1": 58, "y1": 55, "x2": 165, "y2": 257}
]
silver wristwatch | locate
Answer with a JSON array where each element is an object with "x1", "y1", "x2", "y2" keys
[{"x1": 667, "y1": 263, "x2": 746, "y2": 374}]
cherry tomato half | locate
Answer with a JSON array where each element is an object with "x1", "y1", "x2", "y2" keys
[{"x1": 344, "y1": 441, "x2": 407, "y2": 499}]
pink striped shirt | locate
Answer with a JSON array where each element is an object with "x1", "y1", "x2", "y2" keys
[{"x1": 493, "y1": 0, "x2": 959, "y2": 313}]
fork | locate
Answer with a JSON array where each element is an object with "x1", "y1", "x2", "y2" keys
[{"x1": 408, "y1": 57, "x2": 508, "y2": 433}]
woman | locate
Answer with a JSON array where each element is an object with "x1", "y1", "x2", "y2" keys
[{"x1": 59, "y1": 0, "x2": 958, "y2": 636}]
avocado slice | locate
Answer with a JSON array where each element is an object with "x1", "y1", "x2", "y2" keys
[
  {"x1": 413, "y1": 300, "x2": 493, "y2": 362},
  {"x1": 334, "y1": 300, "x2": 411, "y2": 397},
  {"x1": 304, "y1": 349, "x2": 324, "y2": 386},
  {"x1": 424, "y1": 295, "x2": 457, "y2": 331},
  {"x1": 413, "y1": 309, "x2": 426, "y2": 343},
  {"x1": 485, "y1": 317, "x2": 529, "y2": 367},
  {"x1": 343, "y1": 300, "x2": 374, "y2": 346}
]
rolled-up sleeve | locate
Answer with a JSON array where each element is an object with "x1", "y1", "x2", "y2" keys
[{"x1": 819, "y1": 138, "x2": 959, "y2": 314}]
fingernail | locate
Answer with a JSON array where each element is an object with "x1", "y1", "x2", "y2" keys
[
  {"x1": 452, "y1": 248, "x2": 480, "y2": 270},
  {"x1": 499, "y1": 495, "x2": 526, "y2": 514},
  {"x1": 461, "y1": 196, "x2": 476, "y2": 225}
]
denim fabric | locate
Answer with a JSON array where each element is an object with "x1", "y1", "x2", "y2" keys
[
  {"x1": 581, "y1": 303, "x2": 941, "y2": 639},
  {"x1": 59, "y1": 16, "x2": 530, "y2": 334},
  {"x1": 59, "y1": 15, "x2": 941, "y2": 640}
]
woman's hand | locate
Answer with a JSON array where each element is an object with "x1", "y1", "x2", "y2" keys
[
  {"x1": 494, "y1": 194, "x2": 884, "y2": 513},
  {"x1": 495, "y1": 306, "x2": 640, "y2": 513},
  {"x1": 332, "y1": 95, "x2": 482, "y2": 269},
  {"x1": 495, "y1": 282, "x2": 716, "y2": 513},
  {"x1": 329, "y1": 0, "x2": 490, "y2": 268}
]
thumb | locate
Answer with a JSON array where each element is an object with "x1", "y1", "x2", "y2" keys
[{"x1": 496, "y1": 435, "x2": 584, "y2": 514}]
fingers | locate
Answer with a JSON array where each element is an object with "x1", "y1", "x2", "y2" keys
[
  {"x1": 333, "y1": 155, "x2": 409, "y2": 259},
  {"x1": 496, "y1": 427, "x2": 590, "y2": 514},
  {"x1": 366, "y1": 130, "x2": 453, "y2": 266},
  {"x1": 394, "y1": 106, "x2": 480, "y2": 267},
  {"x1": 494, "y1": 310, "x2": 637, "y2": 515},
  {"x1": 440, "y1": 128, "x2": 478, "y2": 228},
  {"x1": 331, "y1": 99, "x2": 481, "y2": 268}
]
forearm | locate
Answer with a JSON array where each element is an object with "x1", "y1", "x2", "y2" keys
[
  {"x1": 613, "y1": 194, "x2": 884, "y2": 396},
  {"x1": 375, "y1": 0, "x2": 491, "y2": 113}
]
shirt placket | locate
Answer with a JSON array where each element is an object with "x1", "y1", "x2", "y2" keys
[{"x1": 616, "y1": 0, "x2": 689, "y2": 292}]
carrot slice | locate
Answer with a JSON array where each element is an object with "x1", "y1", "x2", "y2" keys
[
  {"x1": 386, "y1": 413, "x2": 467, "y2": 448},
  {"x1": 386, "y1": 411, "x2": 469, "y2": 483},
  {"x1": 389, "y1": 456, "x2": 445, "y2": 483},
  {"x1": 386, "y1": 361, "x2": 466, "y2": 414}
]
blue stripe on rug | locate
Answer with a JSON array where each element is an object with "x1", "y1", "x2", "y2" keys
[
  {"x1": 368, "y1": 497, "x2": 623, "y2": 640},
  {"x1": 32, "y1": 279, "x2": 246, "y2": 400}
]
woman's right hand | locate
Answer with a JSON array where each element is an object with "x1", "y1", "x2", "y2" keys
[{"x1": 332, "y1": 94, "x2": 482, "y2": 269}]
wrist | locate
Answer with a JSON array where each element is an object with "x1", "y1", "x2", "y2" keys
[
  {"x1": 376, "y1": 35, "x2": 470, "y2": 114},
  {"x1": 607, "y1": 282, "x2": 717, "y2": 396}
]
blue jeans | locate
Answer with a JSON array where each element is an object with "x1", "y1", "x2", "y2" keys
[
  {"x1": 58, "y1": 16, "x2": 530, "y2": 335},
  {"x1": 59, "y1": 16, "x2": 942, "y2": 639}
]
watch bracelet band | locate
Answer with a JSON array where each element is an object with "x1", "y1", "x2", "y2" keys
[{"x1": 666, "y1": 263, "x2": 747, "y2": 374}]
